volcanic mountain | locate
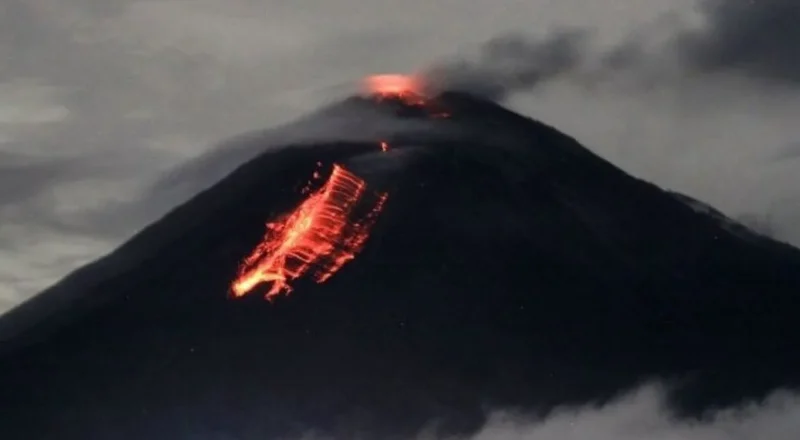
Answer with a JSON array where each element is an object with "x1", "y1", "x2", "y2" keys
[{"x1": 1, "y1": 90, "x2": 799, "y2": 440}]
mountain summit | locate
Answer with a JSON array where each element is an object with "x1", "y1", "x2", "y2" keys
[{"x1": 1, "y1": 90, "x2": 799, "y2": 440}]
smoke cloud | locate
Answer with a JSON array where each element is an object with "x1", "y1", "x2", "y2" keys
[
  {"x1": 674, "y1": 0, "x2": 800, "y2": 85},
  {"x1": 426, "y1": 0, "x2": 800, "y2": 100},
  {"x1": 422, "y1": 30, "x2": 591, "y2": 101}
]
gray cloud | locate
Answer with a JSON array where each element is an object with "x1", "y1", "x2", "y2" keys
[
  {"x1": 290, "y1": 385, "x2": 800, "y2": 439},
  {"x1": 425, "y1": 0, "x2": 800, "y2": 100},
  {"x1": 437, "y1": 385, "x2": 800, "y2": 440},
  {"x1": 675, "y1": 0, "x2": 800, "y2": 85},
  {"x1": 0, "y1": 152, "x2": 78, "y2": 205},
  {"x1": 423, "y1": 30, "x2": 591, "y2": 101},
  {"x1": 775, "y1": 143, "x2": 800, "y2": 161}
]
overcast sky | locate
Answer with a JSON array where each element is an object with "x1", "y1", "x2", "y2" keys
[{"x1": 2, "y1": 0, "x2": 800, "y2": 312}]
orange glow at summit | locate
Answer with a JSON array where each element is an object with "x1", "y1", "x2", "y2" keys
[
  {"x1": 362, "y1": 74, "x2": 427, "y2": 104},
  {"x1": 230, "y1": 165, "x2": 388, "y2": 300},
  {"x1": 362, "y1": 74, "x2": 451, "y2": 118}
]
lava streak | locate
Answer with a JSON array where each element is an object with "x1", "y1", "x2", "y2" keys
[{"x1": 231, "y1": 165, "x2": 388, "y2": 300}]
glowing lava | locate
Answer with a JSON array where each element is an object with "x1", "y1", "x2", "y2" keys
[
  {"x1": 362, "y1": 74, "x2": 452, "y2": 119},
  {"x1": 231, "y1": 165, "x2": 388, "y2": 300},
  {"x1": 362, "y1": 74, "x2": 426, "y2": 105}
]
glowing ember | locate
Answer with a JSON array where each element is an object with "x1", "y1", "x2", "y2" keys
[
  {"x1": 231, "y1": 165, "x2": 388, "y2": 300},
  {"x1": 362, "y1": 74, "x2": 455, "y2": 120},
  {"x1": 364, "y1": 74, "x2": 422, "y2": 95},
  {"x1": 362, "y1": 74, "x2": 427, "y2": 105}
]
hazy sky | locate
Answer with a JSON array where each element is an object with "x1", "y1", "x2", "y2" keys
[{"x1": 2, "y1": 0, "x2": 800, "y2": 313}]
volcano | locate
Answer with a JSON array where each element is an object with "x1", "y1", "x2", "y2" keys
[{"x1": 1, "y1": 90, "x2": 799, "y2": 440}]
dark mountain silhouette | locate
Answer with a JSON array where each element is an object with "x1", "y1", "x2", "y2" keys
[{"x1": 1, "y1": 91, "x2": 799, "y2": 440}]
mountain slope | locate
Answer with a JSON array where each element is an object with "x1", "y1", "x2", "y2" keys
[{"x1": 1, "y1": 92, "x2": 799, "y2": 440}]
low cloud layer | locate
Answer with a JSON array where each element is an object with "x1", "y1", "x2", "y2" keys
[
  {"x1": 290, "y1": 385, "x2": 800, "y2": 440},
  {"x1": 440, "y1": 385, "x2": 800, "y2": 440}
]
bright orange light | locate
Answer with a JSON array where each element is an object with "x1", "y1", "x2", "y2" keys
[
  {"x1": 362, "y1": 74, "x2": 427, "y2": 105},
  {"x1": 230, "y1": 165, "x2": 388, "y2": 300},
  {"x1": 363, "y1": 74, "x2": 422, "y2": 95}
]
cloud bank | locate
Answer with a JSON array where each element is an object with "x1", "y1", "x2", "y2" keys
[
  {"x1": 290, "y1": 385, "x2": 800, "y2": 439},
  {"x1": 439, "y1": 385, "x2": 800, "y2": 440}
]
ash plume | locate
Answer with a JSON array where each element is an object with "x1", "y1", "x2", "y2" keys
[
  {"x1": 674, "y1": 0, "x2": 800, "y2": 85},
  {"x1": 422, "y1": 29, "x2": 591, "y2": 101},
  {"x1": 425, "y1": 0, "x2": 800, "y2": 102}
]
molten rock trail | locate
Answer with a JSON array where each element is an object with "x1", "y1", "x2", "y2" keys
[{"x1": 231, "y1": 164, "x2": 388, "y2": 300}]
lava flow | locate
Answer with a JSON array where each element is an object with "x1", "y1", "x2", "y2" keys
[{"x1": 230, "y1": 164, "x2": 388, "y2": 300}]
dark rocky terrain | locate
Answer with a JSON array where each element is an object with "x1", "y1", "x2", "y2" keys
[{"x1": 1, "y1": 92, "x2": 798, "y2": 440}]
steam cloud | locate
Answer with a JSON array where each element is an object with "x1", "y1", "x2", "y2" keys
[{"x1": 426, "y1": 0, "x2": 800, "y2": 100}]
